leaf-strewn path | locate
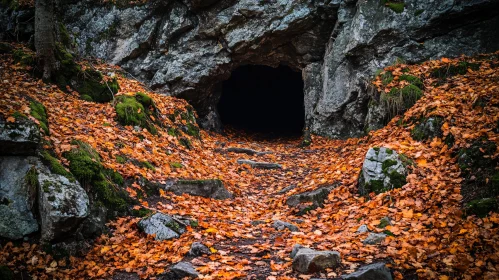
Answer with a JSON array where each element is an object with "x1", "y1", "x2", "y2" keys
[{"x1": 1, "y1": 48, "x2": 499, "y2": 279}]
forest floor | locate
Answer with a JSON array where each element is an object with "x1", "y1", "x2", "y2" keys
[{"x1": 0, "y1": 46, "x2": 499, "y2": 280}]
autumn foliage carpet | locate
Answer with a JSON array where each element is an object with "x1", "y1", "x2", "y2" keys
[{"x1": 1, "y1": 48, "x2": 499, "y2": 279}]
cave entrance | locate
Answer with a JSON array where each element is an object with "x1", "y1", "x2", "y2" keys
[{"x1": 218, "y1": 65, "x2": 305, "y2": 137}]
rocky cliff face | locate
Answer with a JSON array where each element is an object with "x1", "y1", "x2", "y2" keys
[{"x1": 2, "y1": 0, "x2": 498, "y2": 138}]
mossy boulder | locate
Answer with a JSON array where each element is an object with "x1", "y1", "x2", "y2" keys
[
  {"x1": 53, "y1": 44, "x2": 119, "y2": 103},
  {"x1": 358, "y1": 147, "x2": 409, "y2": 196},
  {"x1": 410, "y1": 117, "x2": 454, "y2": 147},
  {"x1": 458, "y1": 140, "x2": 499, "y2": 215},
  {"x1": 63, "y1": 140, "x2": 129, "y2": 213},
  {"x1": 115, "y1": 93, "x2": 158, "y2": 134},
  {"x1": 0, "y1": 115, "x2": 41, "y2": 156}
]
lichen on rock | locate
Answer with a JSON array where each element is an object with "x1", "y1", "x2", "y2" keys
[{"x1": 358, "y1": 147, "x2": 409, "y2": 196}]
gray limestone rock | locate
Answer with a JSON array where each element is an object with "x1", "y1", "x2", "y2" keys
[
  {"x1": 273, "y1": 220, "x2": 299, "y2": 232},
  {"x1": 37, "y1": 164, "x2": 89, "y2": 241},
  {"x1": 162, "y1": 179, "x2": 233, "y2": 200},
  {"x1": 342, "y1": 262, "x2": 392, "y2": 280},
  {"x1": 363, "y1": 233, "x2": 387, "y2": 245},
  {"x1": 358, "y1": 148, "x2": 408, "y2": 196},
  {"x1": 237, "y1": 159, "x2": 282, "y2": 170},
  {"x1": 357, "y1": 225, "x2": 369, "y2": 234},
  {"x1": 292, "y1": 247, "x2": 341, "y2": 273},
  {"x1": 137, "y1": 213, "x2": 186, "y2": 241},
  {"x1": 0, "y1": 116, "x2": 40, "y2": 156},
  {"x1": 188, "y1": 242, "x2": 211, "y2": 257},
  {"x1": 170, "y1": 262, "x2": 199, "y2": 279},
  {"x1": 0, "y1": 156, "x2": 39, "y2": 239}
]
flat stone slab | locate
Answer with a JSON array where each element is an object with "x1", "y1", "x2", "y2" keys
[
  {"x1": 237, "y1": 159, "x2": 282, "y2": 169},
  {"x1": 363, "y1": 233, "x2": 387, "y2": 245},
  {"x1": 225, "y1": 147, "x2": 271, "y2": 156},
  {"x1": 162, "y1": 179, "x2": 233, "y2": 200},
  {"x1": 342, "y1": 262, "x2": 392, "y2": 280},
  {"x1": 171, "y1": 262, "x2": 198, "y2": 278}
]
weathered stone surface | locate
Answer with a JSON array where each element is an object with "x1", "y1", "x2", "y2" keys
[
  {"x1": 273, "y1": 220, "x2": 299, "y2": 232},
  {"x1": 225, "y1": 147, "x2": 267, "y2": 156},
  {"x1": 237, "y1": 159, "x2": 282, "y2": 169},
  {"x1": 2, "y1": 1, "x2": 499, "y2": 137},
  {"x1": 356, "y1": 225, "x2": 369, "y2": 234},
  {"x1": 286, "y1": 183, "x2": 339, "y2": 214},
  {"x1": 137, "y1": 213, "x2": 186, "y2": 241},
  {"x1": 0, "y1": 116, "x2": 40, "y2": 156},
  {"x1": 358, "y1": 148, "x2": 408, "y2": 196},
  {"x1": 162, "y1": 179, "x2": 233, "y2": 200},
  {"x1": 276, "y1": 185, "x2": 297, "y2": 194},
  {"x1": 363, "y1": 233, "x2": 387, "y2": 245},
  {"x1": 292, "y1": 247, "x2": 341, "y2": 273},
  {"x1": 0, "y1": 156, "x2": 39, "y2": 239},
  {"x1": 342, "y1": 262, "x2": 392, "y2": 280},
  {"x1": 170, "y1": 262, "x2": 198, "y2": 279},
  {"x1": 188, "y1": 242, "x2": 211, "y2": 257},
  {"x1": 290, "y1": 244, "x2": 305, "y2": 259},
  {"x1": 37, "y1": 164, "x2": 89, "y2": 241}
]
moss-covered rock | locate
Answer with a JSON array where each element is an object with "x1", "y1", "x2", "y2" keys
[
  {"x1": 466, "y1": 198, "x2": 498, "y2": 218},
  {"x1": 359, "y1": 147, "x2": 408, "y2": 196},
  {"x1": 29, "y1": 100, "x2": 49, "y2": 135},
  {"x1": 399, "y1": 74, "x2": 423, "y2": 89},
  {"x1": 115, "y1": 93, "x2": 158, "y2": 134},
  {"x1": 458, "y1": 140, "x2": 499, "y2": 215},
  {"x1": 74, "y1": 69, "x2": 119, "y2": 103},
  {"x1": 13, "y1": 48, "x2": 34, "y2": 66},
  {"x1": 63, "y1": 140, "x2": 128, "y2": 212},
  {"x1": 40, "y1": 150, "x2": 74, "y2": 180}
]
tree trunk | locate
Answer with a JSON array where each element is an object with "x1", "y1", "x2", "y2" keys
[{"x1": 35, "y1": 0, "x2": 56, "y2": 80}]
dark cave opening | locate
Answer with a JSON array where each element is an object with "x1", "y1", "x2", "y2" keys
[{"x1": 218, "y1": 65, "x2": 305, "y2": 137}]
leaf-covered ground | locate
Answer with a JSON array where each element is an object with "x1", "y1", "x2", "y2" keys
[{"x1": 1, "y1": 46, "x2": 498, "y2": 279}]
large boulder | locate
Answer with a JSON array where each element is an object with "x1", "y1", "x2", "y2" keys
[
  {"x1": 342, "y1": 262, "x2": 392, "y2": 280},
  {"x1": 0, "y1": 156, "x2": 39, "y2": 239},
  {"x1": 137, "y1": 213, "x2": 187, "y2": 241},
  {"x1": 358, "y1": 147, "x2": 408, "y2": 196},
  {"x1": 292, "y1": 247, "x2": 341, "y2": 273},
  {"x1": 37, "y1": 164, "x2": 89, "y2": 241},
  {"x1": 0, "y1": 116, "x2": 40, "y2": 156},
  {"x1": 162, "y1": 179, "x2": 233, "y2": 200}
]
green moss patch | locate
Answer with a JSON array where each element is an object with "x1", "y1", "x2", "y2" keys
[
  {"x1": 458, "y1": 140, "x2": 499, "y2": 215},
  {"x1": 431, "y1": 61, "x2": 480, "y2": 80},
  {"x1": 40, "y1": 150, "x2": 74, "y2": 180},
  {"x1": 29, "y1": 100, "x2": 49, "y2": 135},
  {"x1": 381, "y1": 0, "x2": 405, "y2": 13},
  {"x1": 64, "y1": 140, "x2": 129, "y2": 212},
  {"x1": 399, "y1": 74, "x2": 423, "y2": 89},
  {"x1": 13, "y1": 48, "x2": 34, "y2": 66},
  {"x1": 115, "y1": 93, "x2": 158, "y2": 134},
  {"x1": 169, "y1": 162, "x2": 183, "y2": 168},
  {"x1": 382, "y1": 84, "x2": 423, "y2": 119},
  {"x1": 466, "y1": 198, "x2": 498, "y2": 218}
]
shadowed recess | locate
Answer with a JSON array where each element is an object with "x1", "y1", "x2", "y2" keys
[{"x1": 218, "y1": 65, "x2": 305, "y2": 136}]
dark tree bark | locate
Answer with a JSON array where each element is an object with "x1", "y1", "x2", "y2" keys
[{"x1": 35, "y1": 0, "x2": 57, "y2": 80}]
